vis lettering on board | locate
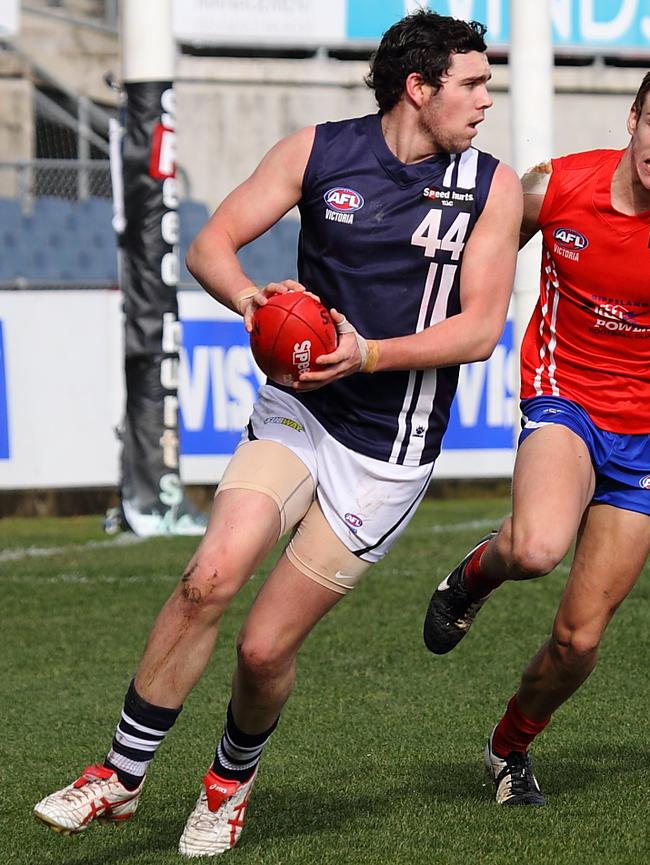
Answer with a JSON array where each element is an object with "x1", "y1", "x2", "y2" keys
[
  {"x1": 456, "y1": 344, "x2": 515, "y2": 429},
  {"x1": 179, "y1": 345, "x2": 264, "y2": 433}
]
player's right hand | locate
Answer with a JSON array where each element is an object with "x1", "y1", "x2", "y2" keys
[{"x1": 293, "y1": 308, "x2": 379, "y2": 391}]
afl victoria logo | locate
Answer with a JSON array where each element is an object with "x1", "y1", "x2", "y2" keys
[
  {"x1": 553, "y1": 227, "x2": 589, "y2": 250},
  {"x1": 324, "y1": 187, "x2": 364, "y2": 212},
  {"x1": 639, "y1": 475, "x2": 650, "y2": 490}
]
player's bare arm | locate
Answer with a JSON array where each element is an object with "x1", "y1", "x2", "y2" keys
[
  {"x1": 298, "y1": 161, "x2": 522, "y2": 389},
  {"x1": 519, "y1": 160, "x2": 552, "y2": 247},
  {"x1": 186, "y1": 126, "x2": 315, "y2": 319}
]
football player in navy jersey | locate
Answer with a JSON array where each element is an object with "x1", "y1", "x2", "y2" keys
[{"x1": 34, "y1": 9, "x2": 522, "y2": 856}]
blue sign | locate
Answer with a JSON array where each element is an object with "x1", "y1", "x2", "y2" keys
[
  {"x1": 179, "y1": 319, "x2": 263, "y2": 456},
  {"x1": 348, "y1": 1, "x2": 650, "y2": 51},
  {"x1": 444, "y1": 319, "x2": 515, "y2": 450},
  {"x1": 0, "y1": 321, "x2": 9, "y2": 459}
]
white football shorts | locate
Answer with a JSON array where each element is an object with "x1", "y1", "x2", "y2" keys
[{"x1": 240, "y1": 385, "x2": 434, "y2": 563}]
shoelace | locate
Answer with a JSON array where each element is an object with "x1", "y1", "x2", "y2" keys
[
  {"x1": 62, "y1": 778, "x2": 108, "y2": 802},
  {"x1": 497, "y1": 752, "x2": 538, "y2": 797},
  {"x1": 192, "y1": 791, "x2": 233, "y2": 831}
]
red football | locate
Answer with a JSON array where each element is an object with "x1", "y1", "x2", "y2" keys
[{"x1": 250, "y1": 293, "x2": 338, "y2": 385}]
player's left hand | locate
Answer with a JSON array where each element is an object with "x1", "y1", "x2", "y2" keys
[
  {"x1": 237, "y1": 280, "x2": 321, "y2": 333},
  {"x1": 293, "y1": 308, "x2": 371, "y2": 391}
]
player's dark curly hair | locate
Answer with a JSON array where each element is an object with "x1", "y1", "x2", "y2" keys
[
  {"x1": 632, "y1": 70, "x2": 650, "y2": 116},
  {"x1": 365, "y1": 9, "x2": 488, "y2": 114}
]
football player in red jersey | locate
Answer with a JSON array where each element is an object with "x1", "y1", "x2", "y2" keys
[{"x1": 424, "y1": 71, "x2": 650, "y2": 806}]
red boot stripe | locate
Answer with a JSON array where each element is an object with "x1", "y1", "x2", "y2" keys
[{"x1": 228, "y1": 796, "x2": 250, "y2": 846}]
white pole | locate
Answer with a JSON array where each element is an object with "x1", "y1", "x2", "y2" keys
[
  {"x1": 120, "y1": 0, "x2": 175, "y2": 83},
  {"x1": 509, "y1": 0, "x2": 554, "y2": 444}
]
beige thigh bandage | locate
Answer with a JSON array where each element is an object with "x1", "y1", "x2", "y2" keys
[
  {"x1": 216, "y1": 440, "x2": 314, "y2": 536},
  {"x1": 286, "y1": 499, "x2": 371, "y2": 594}
]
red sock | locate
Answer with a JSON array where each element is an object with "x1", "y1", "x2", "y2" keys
[
  {"x1": 491, "y1": 694, "x2": 550, "y2": 757},
  {"x1": 462, "y1": 539, "x2": 504, "y2": 599}
]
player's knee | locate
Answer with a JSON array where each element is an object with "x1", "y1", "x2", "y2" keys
[
  {"x1": 494, "y1": 517, "x2": 512, "y2": 552},
  {"x1": 509, "y1": 536, "x2": 564, "y2": 579},
  {"x1": 177, "y1": 556, "x2": 241, "y2": 618},
  {"x1": 236, "y1": 633, "x2": 294, "y2": 685},
  {"x1": 551, "y1": 624, "x2": 600, "y2": 668}
]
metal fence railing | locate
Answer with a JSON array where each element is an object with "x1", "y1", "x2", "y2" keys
[
  {"x1": 0, "y1": 159, "x2": 112, "y2": 208},
  {"x1": 24, "y1": 1, "x2": 118, "y2": 32},
  {"x1": 0, "y1": 159, "x2": 191, "y2": 209}
]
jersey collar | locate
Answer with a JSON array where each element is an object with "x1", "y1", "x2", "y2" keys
[{"x1": 365, "y1": 113, "x2": 454, "y2": 188}]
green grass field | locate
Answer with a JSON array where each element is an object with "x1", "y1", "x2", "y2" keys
[{"x1": 3, "y1": 496, "x2": 650, "y2": 865}]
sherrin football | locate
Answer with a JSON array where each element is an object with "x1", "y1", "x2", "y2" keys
[{"x1": 250, "y1": 292, "x2": 338, "y2": 385}]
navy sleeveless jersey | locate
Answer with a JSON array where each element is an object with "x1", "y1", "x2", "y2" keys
[{"x1": 271, "y1": 113, "x2": 499, "y2": 466}]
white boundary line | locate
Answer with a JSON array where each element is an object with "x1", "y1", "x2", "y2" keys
[
  {"x1": 0, "y1": 515, "x2": 574, "y2": 584},
  {"x1": 0, "y1": 533, "x2": 148, "y2": 563},
  {"x1": 0, "y1": 516, "x2": 508, "y2": 565},
  {"x1": 426, "y1": 517, "x2": 506, "y2": 534}
]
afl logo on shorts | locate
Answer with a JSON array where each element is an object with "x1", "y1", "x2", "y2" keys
[
  {"x1": 324, "y1": 188, "x2": 364, "y2": 212},
  {"x1": 553, "y1": 227, "x2": 589, "y2": 250},
  {"x1": 344, "y1": 512, "x2": 364, "y2": 532},
  {"x1": 639, "y1": 474, "x2": 650, "y2": 490}
]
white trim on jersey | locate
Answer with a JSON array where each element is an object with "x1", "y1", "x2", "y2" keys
[
  {"x1": 390, "y1": 261, "x2": 439, "y2": 463},
  {"x1": 443, "y1": 154, "x2": 457, "y2": 186},
  {"x1": 533, "y1": 259, "x2": 550, "y2": 393},
  {"x1": 389, "y1": 148, "x2": 479, "y2": 465},
  {"x1": 547, "y1": 286, "x2": 561, "y2": 395},
  {"x1": 457, "y1": 147, "x2": 479, "y2": 188},
  {"x1": 533, "y1": 249, "x2": 561, "y2": 396},
  {"x1": 401, "y1": 264, "x2": 457, "y2": 464}
]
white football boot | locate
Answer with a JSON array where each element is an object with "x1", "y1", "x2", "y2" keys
[
  {"x1": 178, "y1": 768, "x2": 258, "y2": 857},
  {"x1": 34, "y1": 764, "x2": 144, "y2": 834}
]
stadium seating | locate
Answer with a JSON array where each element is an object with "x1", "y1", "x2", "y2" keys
[
  {"x1": 0, "y1": 196, "x2": 299, "y2": 287},
  {"x1": 178, "y1": 201, "x2": 299, "y2": 286},
  {"x1": 0, "y1": 196, "x2": 115, "y2": 285},
  {"x1": 237, "y1": 218, "x2": 299, "y2": 285},
  {"x1": 0, "y1": 197, "x2": 22, "y2": 228},
  {"x1": 178, "y1": 200, "x2": 211, "y2": 284}
]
